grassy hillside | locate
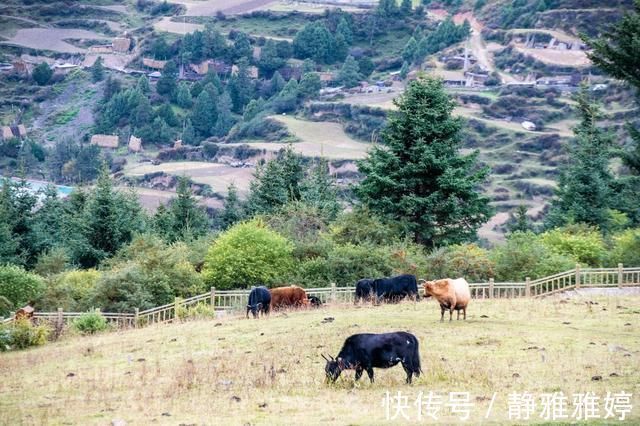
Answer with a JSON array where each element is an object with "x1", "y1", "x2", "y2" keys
[{"x1": 2, "y1": 296, "x2": 639, "y2": 424}]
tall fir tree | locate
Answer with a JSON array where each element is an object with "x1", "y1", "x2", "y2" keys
[
  {"x1": 338, "y1": 55, "x2": 361, "y2": 88},
  {"x1": 166, "y1": 176, "x2": 210, "y2": 241},
  {"x1": 356, "y1": 77, "x2": 492, "y2": 247},
  {"x1": 545, "y1": 87, "x2": 615, "y2": 230},
  {"x1": 219, "y1": 183, "x2": 245, "y2": 230},
  {"x1": 301, "y1": 158, "x2": 340, "y2": 220}
]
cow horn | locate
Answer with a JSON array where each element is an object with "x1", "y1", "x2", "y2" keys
[{"x1": 321, "y1": 353, "x2": 330, "y2": 361}]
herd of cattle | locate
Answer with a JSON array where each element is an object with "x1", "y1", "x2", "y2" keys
[
  {"x1": 247, "y1": 273, "x2": 471, "y2": 322},
  {"x1": 246, "y1": 273, "x2": 472, "y2": 384}
]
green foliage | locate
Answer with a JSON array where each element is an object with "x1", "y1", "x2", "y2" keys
[
  {"x1": 299, "y1": 72, "x2": 321, "y2": 99},
  {"x1": 426, "y1": 244, "x2": 494, "y2": 282},
  {"x1": 156, "y1": 60, "x2": 178, "y2": 97},
  {"x1": 293, "y1": 22, "x2": 338, "y2": 64},
  {"x1": 329, "y1": 208, "x2": 400, "y2": 246},
  {"x1": 545, "y1": 87, "x2": 614, "y2": 231},
  {"x1": 356, "y1": 77, "x2": 492, "y2": 247},
  {"x1": 91, "y1": 56, "x2": 104, "y2": 83},
  {"x1": 191, "y1": 89, "x2": 217, "y2": 138},
  {"x1": 33, "y1": 62, "x2": 53, "y2": 85},
  {"x1": 38, "y1": 269, "x2": 100, "y2": 312},
  {"x1": 507, "y1": 205, "x2": 531, "y2": 233},
  {"x1": 155, "y1": 177, "x2": 210, "y2": 242},
  {"x1": 491, "y1": 232, "x2": 575, "y2": 281},
  {"x1": 300, "y1": 158, "x2": 340, "y2": 221},
  {"x1": 415, "y1": 18, "x2": 470, "y2": 62},
  {"x1": 176, "y1": 81, "x2": 193, "y2": 108},
  {"x1": 539, "y1": 225, "x2": 608, "y2": 267},
  {"x1": 72, "y1": 310, "x2": 108, "y2": 335},
  {"x1": 203, "y1": 219, "x2": 294, "y2": 289},
  {"x1": 1, "y1": 319, "x2": 50, "y2": 351},
  {"x1": 338, "y1": 55, "x2": 361, "y2": 88},
  {"x1": 0, "y1": 265, "x2": 45, "y2": 312},
  {"x1": 609, "y1": 228, "x2": 640, "y2": 266},
  {"x1": 176, "y1": 301, "x2": 216, "y2": 321},
  {"x1": 93, "y1": 235, "x2": 205, "y2": 311},
  {"x1": 272, "y1": 79, "x2": 300, "y2": 113},
  {"x1": 219, "y1": 183, "x2": 245, "y2": 230}
]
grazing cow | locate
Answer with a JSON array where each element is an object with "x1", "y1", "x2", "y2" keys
[
  {"x1": 354, "y1": 279, "x2": 374, "y2": 304},
  {"x1": 308, "y1": 295, "x2": 322, "y2": 307},
  {"x1": 246, "y1": 286, "x2": 271, "y2": 318},
  {"x1": 270, "y1": 285, "x2": 309, "y2": 310},
  {"x1": 372, "y1": 274, "x2": 420, "y2": 303},
  {"x1": 422, "y1": 278, "x2": 471, "y2": 321},
  {"x1": 323, "y1": 332, "x2": 421, "y2": 384}
]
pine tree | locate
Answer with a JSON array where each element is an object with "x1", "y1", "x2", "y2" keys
[
  {"x1": 182, "y1": 118, "x2": 197, "y2": 146},
  {"x1": 167, "y1": 176, "x2": 210, "y2": 241},
  {"x1": 507, "y1": 205, "x2": 530, "y2": 233},
  {"x1": 336, "y1": 17, "x2": 353, "y2": 45},
  {"x1": 91, "y1": 56, "x2": 105, "y2": 82},
  {"x1": 299, "y1": 72, "x2": 321, "y2": 99},
  {"x1": 402, "y1": 37, "x2": 418, "y2": 63},
  {"x1": 219, "y1": 183, "x2": 244, "y2": 230},
  {"x1": 176, "y1": 81, "x2": 193, "y2": 108},
  {"x1": 301, "y1": 158, "x2": 340, "y2": 220},
  {"x1": 400, "y1": 61, "x2": 410, "y2": 79},
  {"x1": 228, "y1": 59, "x2": 254, "y2": 113},
  {"x1": 214, "y1": 91, "x2": 235, "y2": 137},
  {"x1": 191, "y1": 89, "x2": 217, "y2": 138},
  {"x1": 156, "y1": 60, "x2": 178, "y2": 97},
  {"x1": 137, "y1": 74, "x2": 150, "y2": 94},
  {"x1": 545, "y1": 87, "x2": 615, "y2": 230},
  {"x1": 338, "y1": 55, "x2": 361, "y2": 88},
  {"x1": 269, "y1": 71, "x2": 285, "y2": 97},
  {"x1": 356, "y1": 77, "x2": 492, "y2": 247},
  {"x1": 400, "y1": 0, "x2": 412, "y2": 16}
]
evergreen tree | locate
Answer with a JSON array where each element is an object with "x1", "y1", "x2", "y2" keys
[
  {"x1": 219, "y1": 183, "x2": 244, "y2": 230},
  {"x1": 32, "y1": 62, "x2": 52, "y2": 86},
  {"x1": 214, "y1": 92, "x2": 235, "y2": 137},
  {"x1": 269, "y1": 71, "x2": 286, "y2": 97},
  {"x1": 156, "y1": 103, "x2": 179, "y2": 127},
  {"x1": 507, "y1": 205, "x2": 530, "y2": 233},
  {"x1": 545, "y1": 87, "x2": 615, "y2": 230},
  {"x1": 166, "y1": 176, "x2": 210, "y2": 241},
  {"x1": 272, "y1": 79, "x2": 300, "y2": 113},
  {"x1": 91, "y1": 56, "x2": 105, "y2": 82},
  {"x1": 301, "y1": 158, "x2": 340, "y2": 220},
  {"x1": 103, "y1": 75, "x2": 122, "y2": 101},
  {"x1": 299, "y1": 72, "x2": 321, "y2": 99},
  {"x1": 176, "y1": 81, "x2": 193, "y2": 108},
  {"x1": 191, "y1": 89, "x2": 217, "y2": 138},
  {"x1": 182, "y1": 118, "x2": 197, "y2": 146},
  {"x1": 243, "y1": 98, "x2": 265, "y2": 122},
  {"x1": 137, "y1": 74, "x2": 150, "y2": 94},
  {"x1": 332, "y1": 33, "x2": 349, "y2": 63},
  {"x1": 258, "y1": 39, "x2": 286, "y2": 78},
  {"x1": 402, "y1": 37, "x2": 418, "y2": 63},
  {"x1": 377, "y1": 0, "x2": 399, "y2": 18},
  {"x1": 302, "y1": 58, "x2": 316, "y2": 74},
  {"x1": 336, "y1": 17, "x2": 353, "y2": 45},
  {"x1": 356, "y1": 77, "x2": 492, "y2": 247},
  {"x1": 400, "y1": 0, "x2": 412, "y2": 16},
  {"x1": 228, "y1": 59, "x2": 254, "y2": 113},
  {"x1": 338, "y1": 55, "x2": 361, "y2": 88},
  {"x1": 400, "y1": 61, "x2": 410, "y2": 79},
  {"x1": 156, "y1": 60, "x2": 178, "y2": 97}
]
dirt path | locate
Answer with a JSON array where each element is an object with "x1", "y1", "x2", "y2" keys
[{"x1": 1, "y1": 28, "x2": 108, "y2": 53}]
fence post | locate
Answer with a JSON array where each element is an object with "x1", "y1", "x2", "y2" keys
[
  {"x1": 56, "y1": 307, "x2": 63, "y2": 330},
  {"x1": 618, "y1": 263, "x2": 623, "y2": 289},
  {"x1": 330, "y1": 282, "x2": 336, "y2": 303},
  {"x1": 134, "y1": 308, "x2": 139, "y2": 328},
  {"x1": 210, "y1": 286, "x2": 216, "y2": 308},
  {"x1": 525, "y1": 277, "x2": 531, "y2": 297},
  {"x1": 489, "y1": 278, "x2": 494, "y2": 299},
  {"x1": 575, "y1": 264, "x2": 581, "y2": 289},
  {"x1": 174, "y1": 297, "x2": 180, "y2": 322}
]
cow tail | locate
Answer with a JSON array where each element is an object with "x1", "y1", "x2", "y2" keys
[{"x1": 412, "y1": 336, "x2": 422, "y2": 376}]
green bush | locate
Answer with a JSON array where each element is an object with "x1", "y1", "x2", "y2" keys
[
  {"x1": 203, "y1": 219, "x2": 294, "y2": 289},
  {"x1": 539, "y1": 225, "x2": 608, "y2": 266},
  {"x1": 609, "y1": 228, "x2": 640, "y2": 267},
  {"x1": 176, "y1": 301, "x2": 216, "y2": 321},
  {"x1": 3, "y1": 319, "x2": 51, "y2": 351},
  {"x1": 72, "y1": 310, "x2": 109, "y2": 335},
  {"x1": 329, "y1": 208, "x2": 401, "y2": 246},
  {"x1": 491, "y1": 231, "x2": 575, "y2": 281},
  {"x1": 0, "y1": 265, "x2": 45, "y2": 312},
  {"x1": 38, "y1": 269, "x2": 100, "y2": 312},
  {"x1": 426, "y1": 244, "x2": 494, "y2": 282}
]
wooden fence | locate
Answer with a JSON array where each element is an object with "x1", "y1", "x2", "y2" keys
[{"x1": 2, "y1": 264, "x2": 639, "y2": 330}]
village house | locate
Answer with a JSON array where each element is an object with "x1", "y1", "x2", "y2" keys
[
  {"x1": 112, "y1": 37, "x2": 131, "y2": 53},
  {"x1": 142, "y1": 58, "x2": 167, "y2": 70},
  {"x1": 90, "y1": 134, "x2": 119, "y2": 149},
  {"x1": 1, "y1": 125, "x2": 28, "y2": 141},
  {"x1": 231, "y1": 64, "x2": 259, "y2": 79}
]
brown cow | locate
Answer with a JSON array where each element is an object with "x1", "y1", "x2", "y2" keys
[
  {"x1": 422, "y1": 278, "x2": 470, "y2": 321},
  {"x1": 269, "y1": 285, "x2": 309, "y2": 311}
]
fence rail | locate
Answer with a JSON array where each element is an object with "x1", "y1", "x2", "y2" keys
[{"x1": 2, "y1": 264, "x2": 639, "y2": 329}]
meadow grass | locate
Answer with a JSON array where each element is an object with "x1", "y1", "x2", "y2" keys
[{"x1": 1, "y1": 296, "x2": 639, "y2": 425}]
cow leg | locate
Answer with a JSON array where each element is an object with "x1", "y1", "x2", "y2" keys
[
  {"x1": 355, "y1": 368, "x2": 363, "y2": 381},
  {"x1": 440, "y1": 305, "x2": 445, "y2": 322},
  {"x1": 402, "y1": 362, "x2": 413, "y2": 384},
  {"x1": 366, "y1": 368, "x2": 375, "y2": 383},
  {"x1": 449, "y1": 308, "x2": 453, "y2": 321},
  {"x1": 457, "y1": 309, "x2": 460, "y2": 320},
  {"x1": 463, "y1": 307, "x2": 466, "y2": 320}
]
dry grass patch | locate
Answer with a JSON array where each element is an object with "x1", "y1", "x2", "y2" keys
[{"x1": 1, "y1": 297, "x2": 639, "y2": 424}]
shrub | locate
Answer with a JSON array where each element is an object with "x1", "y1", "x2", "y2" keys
[
  {"x1": 203, "y1": 219, "x2": 294, "y2": 289},
  {"x1": 539, "y1": 225, "x2": 608, "y2": 266},
  {"x1": 426, "y1": 244, "x2": 495, "y2": 282},
  {"x1": 4, "y1": 319, "x2": 51, "y2": 350},
  {"x1": 491, "y1": 232, "x2": 575, "y2": 281},
  {"x1": 38, "y1": 269, "x2": 100, "y2": 312},
  {"x1": 609, "y1": 228, "x2": 640, "y2": 267},
  {"x1": 0, "y1": 265, "x2": 45, "y2": 312},
  {"x1": 72, "y1": 310, "x2": 109, "y2": 335},
  {"x1": 329, "y1": 208, "x2": 401, "y2": 246},
  {"x1": 176, "y1": 301, "x2": 216, "y2": 321}
]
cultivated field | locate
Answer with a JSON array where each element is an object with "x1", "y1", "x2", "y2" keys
[
  {"x1": 124, "y1": 161, "x2": 255, "y2": 195},
  {"x1": 0, "y1": 28, "x2": 109, "y2": 53},
  {"x1": 1, "y1": 296, "x2": 639, "y2": 424}
]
